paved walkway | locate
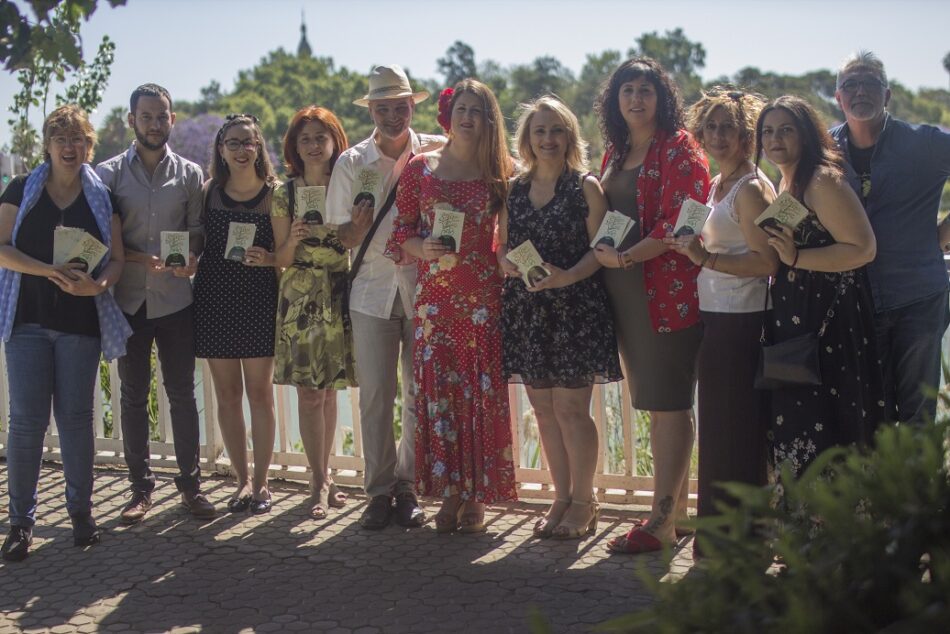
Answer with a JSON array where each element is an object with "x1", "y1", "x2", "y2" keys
[{"x1": 0, "y1": 464, "x2": 694, "y2": 633}]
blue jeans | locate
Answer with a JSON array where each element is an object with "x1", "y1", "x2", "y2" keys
[
  {"x1": 874, "y1": 290, "x2": 950, "y2": 425},
  {"x1": 4, "y1": 324, "x2": 101, "y2": 527}
]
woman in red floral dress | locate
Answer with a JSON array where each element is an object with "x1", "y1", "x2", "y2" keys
[{"x1": 386, "y1": 79, "x2": 516, "y2": 533}]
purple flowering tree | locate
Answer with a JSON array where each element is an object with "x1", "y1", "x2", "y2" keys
[{"x1": 169, "y1": 113, "x2": 225, "y2": 177}]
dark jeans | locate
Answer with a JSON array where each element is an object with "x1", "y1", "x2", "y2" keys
[
  {"x1": 874, "y1": 289, "x2": 950, "y2": 425},
  {"x1": 119, "y1": 304, "x2": 201, "y2": 493}
]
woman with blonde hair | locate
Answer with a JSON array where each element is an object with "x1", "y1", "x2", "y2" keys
[
  {"x1": 666, "y1": 88, "x2": 778, "y2": 551},
  {"x1": 499, "y1": 95, "x2": 621, "y2": 539},
  {"x1": 193, "y1": 114, "x2": 282, "y2": 514},
  {"x1": 386, "y1": 79, "x2": 517, "y2": 533},
  {"x1": 0, "y1": 104, "x2": 130, "y2": 560}
]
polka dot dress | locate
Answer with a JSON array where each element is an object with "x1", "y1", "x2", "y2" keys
[
  {"x1": 386, "y1": 156, "x2": 517, "y2": 504},
  {"x1": 193, "y1": 183, "x2": 278, "y2": 359}
]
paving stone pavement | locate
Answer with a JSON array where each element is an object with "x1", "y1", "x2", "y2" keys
[{"x1": 0, "y1": 464, "x2": 695, "y2": 633}]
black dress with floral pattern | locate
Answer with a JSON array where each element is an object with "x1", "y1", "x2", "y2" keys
[
  {"x1": 768, "y1": 207, "x2": 885, "y2": 476},
  {"x1": 502, "y1": 172, "x2": 622, "y2": 389}
]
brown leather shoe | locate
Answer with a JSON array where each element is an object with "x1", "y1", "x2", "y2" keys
[
  {"x1": 120, "y1": 491, "x2": 152, "y2": 524},
  {"x1": 181, "y1": 491, "x2": 216, "y2": 519}
]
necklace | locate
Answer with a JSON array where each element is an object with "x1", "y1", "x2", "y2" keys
[{"x1": 715, "y1": 162, "x2": 749, "y2": 197}]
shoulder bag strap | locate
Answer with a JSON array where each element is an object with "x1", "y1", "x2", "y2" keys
[
  {"x1": 348, "y1": 153, "x2": 413, "y2": 282},
  {"x1": 286, "y1": 179, "x2": 295, "y2": 218},
  {"x1": 759, "y1": 267, "x2": 849, "y2": 343}
]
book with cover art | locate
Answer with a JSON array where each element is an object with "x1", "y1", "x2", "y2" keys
[
  {"x1": 53, "y1": 226, "x2": 85, "y2": 265},
  {"x1": 590, "y1": 210, "x2": 636, "y2": 248},
  {"x1": 672, "y1": 198, "x2": 712, "y2": 237},
  {"x1": 506, "y1": 240, "x2": 551, "y2": 288},
  {"x1": 754, "y1": 191, "x2": 810, "y2": 232},
  {"x1": 224, "y1": 222, "x2": 256, "y2": 262},
  {"x1": 160, "y1": 231, "x2": 189, "y2": 267},
  {"x1": 352, "y1": 167, "x2": 381, "y2": 208},
  {"x1": 65, "y1": 232, "x2": 108, "y2": 273},
  {"x1": 295, "y1": 185, "x2": 326, "y2": 225},
  {"x1": 431, "y1": 204, "x2": 465, "y2": 253}
]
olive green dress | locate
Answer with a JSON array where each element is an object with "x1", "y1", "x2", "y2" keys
[{"x1": 272, "y1": 182, "x2": 357, "y2": 390}]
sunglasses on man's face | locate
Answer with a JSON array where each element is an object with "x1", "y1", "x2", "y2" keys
[{"x1": 838, "y1": 78, "x2": 886, "y2": 94}]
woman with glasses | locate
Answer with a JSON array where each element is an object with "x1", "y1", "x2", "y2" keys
[
  {"x1": 193, "y1": 114, "x2": 282, "y2": 514},
  {"x1": 0, "y1": 105, "x2": 130, "y2": 561},
  {"x1": 386, "y1": 79, "x2": 517, "y2": 533},
  {"x1": 756, "y1": 96, "x2": 883, "y2": 478},
  {"x1": 666, "y1": 88, "x2": 777, "y2": 553},
  {"x1": 592, "y1": 58, "x2": 710, "y2": 555},
  {"x1": 272, "y1": 106, "x2": 356, "y2": 520}
]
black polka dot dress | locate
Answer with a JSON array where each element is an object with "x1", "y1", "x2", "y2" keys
[{"x1": 193, "y1": 183, "x2": 278, "y2": 359}]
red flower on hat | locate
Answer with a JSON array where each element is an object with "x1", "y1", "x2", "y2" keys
[{"x1": 437, "y1": 88, "x2": 454, "y2": 133}]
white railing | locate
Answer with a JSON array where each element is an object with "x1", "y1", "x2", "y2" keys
[{"x1": 0, "y1": 350, "x2": 696, "y2": 506}]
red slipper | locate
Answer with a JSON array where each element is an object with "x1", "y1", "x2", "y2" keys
[
  {"x1": 606, "y1": 526, "x2": 663, "y2": 554},
  {"x1": 631, "y1": 518, "x2": 694, "y2": 539}
]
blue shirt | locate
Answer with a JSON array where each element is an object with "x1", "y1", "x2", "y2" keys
[{"x1": 831, "y1": 115, "x2": 950, "y2": 311}]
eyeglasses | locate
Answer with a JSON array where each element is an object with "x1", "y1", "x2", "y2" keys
[
  {"x1": 838, "y1": 78, "x2": 885, "y2": 94},
  {"x1": 222, "y1": 139, "x2": 258, "y2": 151},
  {"x1": 226, "y1": 113, "x2": 259, "y2": 123},
  {"x1": 50, "y1": 135, "x2": 88, "y2": 147}
]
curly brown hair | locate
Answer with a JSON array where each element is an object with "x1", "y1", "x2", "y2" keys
[
  {"x1": 210, "y1": 114, "x2": 277, "y2": 187},
  {"x1": 687, "y1": 87, "x2": 765, "y2": 161},
  {"x1": 595, "y1": 57, "x2": 684, "y2": 166}
]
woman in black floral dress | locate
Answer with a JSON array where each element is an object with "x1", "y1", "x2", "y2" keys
[
  {"x1": 499, "y1": 96, "x2": 622, "y2": 539},
  {"x1": 756, "y1": 96, "x2": 885, "y2": 477}
]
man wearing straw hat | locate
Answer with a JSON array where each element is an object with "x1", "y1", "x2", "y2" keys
[{"x1": 327, "y1": 65, "x2": 444, "y2": 530}]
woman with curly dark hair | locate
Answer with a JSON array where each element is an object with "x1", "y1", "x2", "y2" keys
[
  {"x1": 755, "y1": 96, "x2": 883, "y2": 477},
  {"x1": 592, "y1": 58, "x2": 710, "y2": 554}
]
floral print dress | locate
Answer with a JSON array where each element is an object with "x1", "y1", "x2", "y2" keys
[
  {"x1": 769, "y1": 207, "x2": 885, "y2": 476},
  {"x1": 386, "y1": 156, "x2": 517, "y2": 503},
  {"x1": 502, "y1": 172, "x2": 621, "y2": 388}
]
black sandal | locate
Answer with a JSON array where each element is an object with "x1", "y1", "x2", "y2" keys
[{"x1": 227, "y1": 495, "x2": 251, "y2": 513}]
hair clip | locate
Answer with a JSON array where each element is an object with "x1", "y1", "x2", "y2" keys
[{"x1": 226, "y1": 113, "x2": 259, "y2": 123}]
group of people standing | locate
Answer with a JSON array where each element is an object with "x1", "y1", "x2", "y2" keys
[{"x1": 2, "y1": 50, "x2": 949, "y2": 563}]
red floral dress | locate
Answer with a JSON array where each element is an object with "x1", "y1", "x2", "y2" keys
[{"x1": 386, "y1": 156, "x2": 517, "y2": 504}]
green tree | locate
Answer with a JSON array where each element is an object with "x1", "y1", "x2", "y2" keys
[
  {"x1": 437, "y1": 41, "x2": 477, "y2": 87},
  {"x1": 0, "y1": 0, "x2": 126, "y2": 72},
  {"x1": 93, "y1": 105, "x2": 133, "y2": 166},
  {"x1": 943, "y1": 51, "x2": 950, "y2": 91},
  {"x1": 6, "y1": 3, "x2": 116, "y2": 166},
  {"x1": 629, "y1": 27, "x2": 706, "y2": 101},
  {"x1": 508, "y1": 56, "x2": 575, "y2": 108}
]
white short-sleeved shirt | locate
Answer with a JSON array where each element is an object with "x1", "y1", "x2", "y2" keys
[{"x1": 326, "y1": 128, "x2": 444, "y2": 319}]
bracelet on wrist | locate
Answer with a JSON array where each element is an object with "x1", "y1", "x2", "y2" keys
[
  {"x1": 699, "y1": 250, "x2": 711, "y2": 268},
  {"x1": 791, "y1": 250, "x2": 800, "y2": 269},
  {"x1": 710, "y1": 253, "x2": 719, "y2": 271},
  {"x1": 617, "y1": 251, "x2": 624, "y2": 269}
]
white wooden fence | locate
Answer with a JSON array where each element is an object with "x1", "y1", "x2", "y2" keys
[{"x1": 0, "y1": 352, "x2": 696, "y2": 507}]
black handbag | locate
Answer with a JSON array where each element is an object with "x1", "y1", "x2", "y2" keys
[{"x1": 754, "y1": 272, "x2": 846, "y2": 390}]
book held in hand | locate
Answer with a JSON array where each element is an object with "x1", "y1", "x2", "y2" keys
[
  {"x1": 673, "y1": 198, "x2": 712, "y2": 237},
  {"x1": 431, "y1": 204, "x2": 465, "y2": 253},
  {"x1": 506, "y1": 240, "x2": 551, "y2": 288},
  {"x1": 53, "y1": 226, "x2": 85, "y2": 265},
  {"x1": 754, "y1": 191, "x2": 810, "y2": 232},
  {"x1": 590, "y1": 211, "x2": 636, "y2": 248},
  {"x1": 295, "y1": 185, "x2": 326, "y2": 225},
  {"x1": 65, "y1": 232, "x2": 108, "y2": 273},
  {"x1": 352, "y1": 167, "x2": 381, "y2": 208},
  {"x1": 160, "y1": 231, "x2": 189, "y2": 267},
  {"x1": 224, "y1": 222, "x2": 256, "y2": 262}
]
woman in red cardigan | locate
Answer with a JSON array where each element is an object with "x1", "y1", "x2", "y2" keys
[{"x1": 593, "y1": 57, "x2": 710, "y2": 554}]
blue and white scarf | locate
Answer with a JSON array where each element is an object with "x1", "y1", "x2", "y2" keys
[{"x1": 0, "y1": 162, "x2": 132, "y2": 360}]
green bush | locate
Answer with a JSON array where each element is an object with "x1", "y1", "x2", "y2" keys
[{"x1": 601, "y1": 419, "x2": 950, "y2": 633}]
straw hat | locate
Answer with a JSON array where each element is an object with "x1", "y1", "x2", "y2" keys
[{"x1": 353, "y1": 64, "x2": 430, "y2": 107}]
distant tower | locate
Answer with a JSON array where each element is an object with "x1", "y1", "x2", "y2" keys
[{"x1": 297, "y1": 10, "x2": 312, "y2": 58}]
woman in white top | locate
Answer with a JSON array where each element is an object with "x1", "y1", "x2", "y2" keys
[{"x1": 666, "y1": 88, "x2": 778, "y2": 554}]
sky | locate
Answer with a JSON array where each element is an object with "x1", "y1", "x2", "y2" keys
[{"x1": 2, "y1": 0, "x2": 950, "y2": 149}]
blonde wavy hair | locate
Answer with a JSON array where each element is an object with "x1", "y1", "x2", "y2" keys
[
  {"x1": 513, "y1": 95, "x2": 589, "y2": 182},
  {"x1": 42, "y1": 104, "x2": 97, "y2": 163}
]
